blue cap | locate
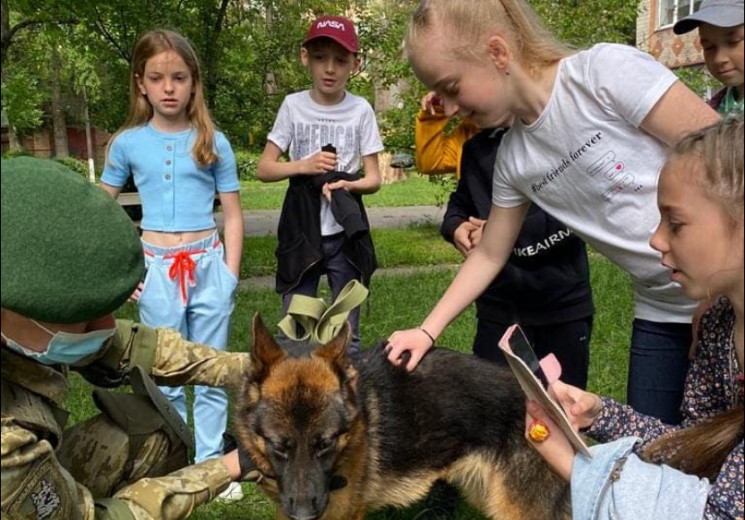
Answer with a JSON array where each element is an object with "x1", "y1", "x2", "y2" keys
[{"x1": 674, "y1": 0, "x2": 744, "y2": 34}]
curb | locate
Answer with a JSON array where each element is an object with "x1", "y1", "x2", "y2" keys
[{"x1": 238, "y1": 264, "x2": 461, "y2": 291}]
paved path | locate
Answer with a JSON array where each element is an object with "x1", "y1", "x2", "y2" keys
[
  {"x1": 216, "y1": 205, "x2": 446, "y2": 237},
  {"x1": 239, "y1": 264, "x2": 460, "y2": 291},
  {"x1": 216, "y1": 204, "x2": 455, "y2": 290}
]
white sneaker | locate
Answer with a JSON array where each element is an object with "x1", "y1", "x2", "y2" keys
[{"x1": 217, "y1": 481, "x2": 244, "y2": 502}]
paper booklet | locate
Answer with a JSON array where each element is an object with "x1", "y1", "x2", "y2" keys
[{"x1": 499, "y1": 324, "x2": 592, "y2": 457}]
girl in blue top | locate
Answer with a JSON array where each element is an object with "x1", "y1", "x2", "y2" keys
[{"x1": 101, "y1": 29, "x2": 244, "y2": 499}]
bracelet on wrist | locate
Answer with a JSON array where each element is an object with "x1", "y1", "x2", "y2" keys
[{"x1": 419, "y1": 327, "x2": 436, "y2": 347}]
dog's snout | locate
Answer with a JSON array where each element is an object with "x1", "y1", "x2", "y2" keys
[{"x1": 286, "y1": 495, "x2": 323, "y2": 520}]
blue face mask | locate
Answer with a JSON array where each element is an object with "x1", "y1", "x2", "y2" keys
[{"x1": 1, "y1": 321, "x2": 115, "y2": 366}]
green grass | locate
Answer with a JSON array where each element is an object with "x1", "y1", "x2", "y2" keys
[
  {"x1": 240, "y1": 174, "x2": 451, "y2": 210},
  {"x1": 65, "y1": 254, "x2": 633, "y2": 519},
  {"x1": 240, "y1": 222, "x2": 462, "y2": 278}
]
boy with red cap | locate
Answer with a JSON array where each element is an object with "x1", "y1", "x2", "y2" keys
[{"x1": 257, "y1": 16, "x2": 384, "y2": 356}]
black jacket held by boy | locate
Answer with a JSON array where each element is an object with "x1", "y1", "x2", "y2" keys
[{"x1": 275, "y1": 172, "x2": 377, "y2": 294}]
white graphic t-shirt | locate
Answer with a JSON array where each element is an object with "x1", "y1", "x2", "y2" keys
[
  {"x1": 268, "y1": 90, "x2": 384, "y2": 236},
  {"x1": 493, "y1": 43, "x2": 693, "y2": 323}
]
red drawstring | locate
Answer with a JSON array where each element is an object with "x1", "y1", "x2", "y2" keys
[{"x1": 166, "y1": 250, "x2": 206, "y2": 304}]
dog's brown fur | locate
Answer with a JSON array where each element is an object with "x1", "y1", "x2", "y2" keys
[{"x1": 236, "y1": 316, "x2": 570, "y2": 520}]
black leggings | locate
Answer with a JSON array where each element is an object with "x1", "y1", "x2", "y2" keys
[{"x1": 472, "y1": 317, "x2": 594, "y2": 390}]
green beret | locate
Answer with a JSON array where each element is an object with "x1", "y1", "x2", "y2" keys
[{"x1": 1, "y1": 157, "x2": 144, "y2": 323}]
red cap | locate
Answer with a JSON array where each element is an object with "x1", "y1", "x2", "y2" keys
[{"x1": 304, "y1": 16, "x2": 359, "y2": 53}]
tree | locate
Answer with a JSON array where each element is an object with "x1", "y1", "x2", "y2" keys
[
  {"x1": 1, "y1": 0, "x2": 643, "y2": 159},
  {"x1": 1, "y1": 0, "x2": 76, "y2": 67}
]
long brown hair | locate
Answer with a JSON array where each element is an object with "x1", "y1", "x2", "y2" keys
[
  {"x1": 405, "y1": 0, "x2": 573, "y2": 73},
  {"x1": 645, "y1": 116, "x2": 745, "y2": 480},
  {"x1": 109, "y1": 29, "x2": 217, "y2": 167}
]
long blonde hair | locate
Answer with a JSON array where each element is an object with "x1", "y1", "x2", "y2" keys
[
  {"x1": 645, "y1": 116, "x2": 744, "y2": 480},
  {"x1": 405, "y1": 0, "x2": 573, "y2": 73},
  {"x1": 109, "y1": 29, "x2": 217, "y2": 167}
]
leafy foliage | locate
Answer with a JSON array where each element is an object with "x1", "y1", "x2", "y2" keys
[
  {"x1": 2, "y1": 0, "x2": 643, "y2": 156},
  {"x1": 54, "y1": 156, "x2": 89, "y2": 179},
  {"x1": 675, "y1": 65, "x2": 719, "y2": 98},
  {"x1": 235, "y1": 150, "x2": 260, "y2": 182}
]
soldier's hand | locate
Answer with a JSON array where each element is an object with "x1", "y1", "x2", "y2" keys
[{"x1": 222, "y1": 449, "x2": 261, "y2": 482}]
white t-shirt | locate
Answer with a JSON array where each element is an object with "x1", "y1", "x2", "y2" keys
[
  {"x1": 493, "y1": 43, "x2": 693, "y2": 323},
  {"x1": 268, "y1": 90, "x2": 384, "y2": 236}
]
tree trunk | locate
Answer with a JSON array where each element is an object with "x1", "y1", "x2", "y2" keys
[
  {"x1": 8, "y1": 123, "x2": 22, "y2": 152},
  {"x1": 203, "y1": 0, "x2": 231, "y2": 111},
  {"x1": 374, "y1": 76, "x2": 408, "y2": 184},
  {"x1": 378, "y1": 152, "x2": 407, "y2": 185},
  {"x1": 50, "y1": 44, "x2": 69, "y2": 158},
  {"x1": 264, "y1": 3, "x2": 278, "y2": 96}
]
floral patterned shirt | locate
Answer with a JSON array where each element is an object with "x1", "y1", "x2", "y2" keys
[{"x1": 590, "y1": 297, "x2": 744, "y2": 520}]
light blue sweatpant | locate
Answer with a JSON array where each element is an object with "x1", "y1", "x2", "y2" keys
[{"x1": 139, "y1": 231, "x2": 238, "y2": 462}]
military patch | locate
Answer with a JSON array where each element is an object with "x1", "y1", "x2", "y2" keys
[
  {"x1": 5, "y1": 454, "x2": 75, "y2": 520},
  {"x1": 30, "y1": 480, "x2": 61, "y2": 519}
]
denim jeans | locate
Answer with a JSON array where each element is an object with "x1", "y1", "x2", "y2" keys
[
  {"x1": 627, "y1": 319, "x2": 691, "y2": 425},
  {"x1": 282, "y1": 233, "x2": 362, "y2": 356},
  {"x1": 472, "y1": 317, "x2": 593, "y2": 390},
  {"x1": 139, "y1": 231, "x2": 238, "y2": 462}
]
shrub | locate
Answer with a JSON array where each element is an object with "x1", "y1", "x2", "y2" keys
[
  {"x1": 1, "y1": 150, "x2": 32, "y2": 159},
  {"x1": 675, "y1": 65, "x2": 718, "y2": 99},
  {"x1": 235, "y1": 150, "x2": 260, "y2": 182},
  {"x1": 54, "y1": 157, "x2": 91, "y2": 180}
]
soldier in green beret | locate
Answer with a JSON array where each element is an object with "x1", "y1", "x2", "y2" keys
[{"x1": 0, "y1": 157, "x2": 254, "y2": 520}]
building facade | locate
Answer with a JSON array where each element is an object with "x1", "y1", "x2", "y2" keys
[{"x1": 637, "y1": 0, "x2": 705, "y2": 68}]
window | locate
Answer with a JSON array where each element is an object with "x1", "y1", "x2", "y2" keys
[{"x1": 659, "y1": 0, "x2": 704, "y2": 28}]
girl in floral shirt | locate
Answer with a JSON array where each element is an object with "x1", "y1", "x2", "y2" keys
[{"x1": 526, "y1": 116, "x2": 744, "y2": 520}]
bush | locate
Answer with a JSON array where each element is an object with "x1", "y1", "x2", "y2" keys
[
  {"x1": 235, "y1": 150, "x2": 260, "y2": 182},
  {"x1": 54, "y1": 157, "x2": 91, "y2": 180},
  {"x1": 1, "y1": 150, "x2": 32, "y2": 159},
  {"x1": 675, "y1": 65, "x2": 718, "y2": 98}
]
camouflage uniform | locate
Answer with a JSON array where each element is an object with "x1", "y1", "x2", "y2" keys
[{"x1": 1, "y1": 320, "x2": 251, "y2": 520}]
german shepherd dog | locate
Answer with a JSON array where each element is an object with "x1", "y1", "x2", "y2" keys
[{"x1": 236, "y1": 316, "x2": 570, "y2": 520}]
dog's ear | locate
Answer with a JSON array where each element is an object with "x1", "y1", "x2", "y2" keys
[
  {"x1": 315, "y1": 322, "x2": 351, "y2": 371},
  {"x1": 251, "y1": 313, "x2": 286, "y2": 380}
]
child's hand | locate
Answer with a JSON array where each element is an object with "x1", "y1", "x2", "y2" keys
[
  {"x1": 525, "y1": 400, "x2": 575, "y2": 481},
  {"x1": 421, "y1": 92, "x2": 444, "y2": 115},
  {"x1": 467, "y1": 217, "x2": 487, "y2": 249},
  {"x1": 454, "y1": 221, "x2": 480, "y2": 256},
  {"x1": 385, "y1": 328, "x2": 435, "y2": 371},
  {"x1": 128, "y1": 281, "x2": 145, "y2": 303},
  {"x1": 550, "y1": 380, "x2": 603, "y2": 431},
  {"x1": 322, "y1": 180, "x2": 351, "y2": 201},
  {"x1": 303, "y1": 151, "x2": 337, "y2": 175}
]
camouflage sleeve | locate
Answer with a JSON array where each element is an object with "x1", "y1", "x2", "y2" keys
[
  {"x1": 2, "y1": 418, "x2": 234, "y2": 520},
  {"x1": 111, "y1": 459, "x2": 232, "y2": 520},
  {"x1": 148, "y1": 328, "x2": 252, "y2": 389},
  {"x1": 77, "y1": 321, "x2": 251, "y2": 390},
  {"x1": 1, "y1": 418, "x2": 98, "y2": 520}
]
